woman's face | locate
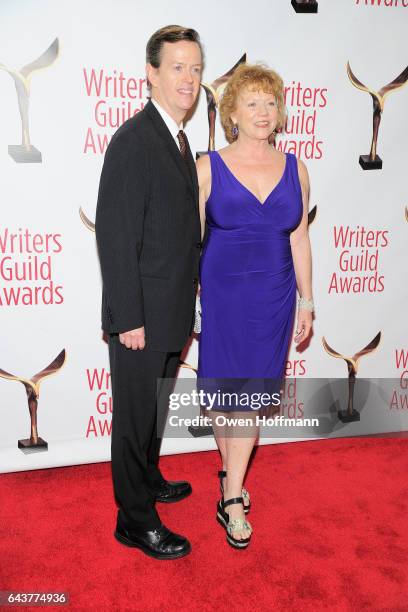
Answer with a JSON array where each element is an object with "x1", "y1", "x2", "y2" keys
[{"x1": 231, "y1": 86, "x2": 278, "y2": 142}]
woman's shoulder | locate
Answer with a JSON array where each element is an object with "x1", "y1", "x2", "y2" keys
[
  {"x1": 196, "y1": 153, "x2": 212, "y2": 185},
  {"x1": 295, "y1": 156, "x2": 309, "y2": 182},
  {"x1": 283, "y1": 150, "x2": 308, "y2": 177},
  {"x1": 287, "y1": 153, "x2": 309, "y2": 191},
  {"x1": 272, "y1": 148, "x2": 288, "y2": 164},
  {"x1": 216, "y1": 145, "x2": 235, "y2": 160},
  {"x1": 196, "y1": 152, "x2": 211, "y2": 171},
  {"x1": 217, "y1": 145, "x2": 232, "y2": 155},
  {"x1": 196, "y1": 145, "x2": 231, "y2": 172}
]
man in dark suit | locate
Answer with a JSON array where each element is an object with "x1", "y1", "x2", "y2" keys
[{"x1": 95, "y1": 25, "x2": 203, "y2": 560}]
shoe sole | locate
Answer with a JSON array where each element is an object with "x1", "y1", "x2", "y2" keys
[
  {"x1": 114, "y1": 530, "x2": 191, "y2": 560},
  {"x1": 216, "y1": 513, "x2": 250, "y2": 549},
  {"x1": 155, "y1": 488, "x2": 192, "y2": 504}
]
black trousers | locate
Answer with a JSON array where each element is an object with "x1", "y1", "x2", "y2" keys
[{"x1": 108, "y1": 335, "x2": 180, "y2": 529}]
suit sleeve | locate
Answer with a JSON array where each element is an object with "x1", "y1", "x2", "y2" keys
[{"x1": 95, "y1": 129, "x2": 149, "y2": 333}]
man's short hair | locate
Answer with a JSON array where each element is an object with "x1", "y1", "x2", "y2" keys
[{"x1": 146, "y1": 25, "x2": 203, "y2": 68}]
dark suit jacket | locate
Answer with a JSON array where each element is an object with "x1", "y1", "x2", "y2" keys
[{"x1": 95, "y1": 100, "x2": 201, "y2": 352}]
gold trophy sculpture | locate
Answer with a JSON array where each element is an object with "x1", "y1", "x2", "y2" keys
[
  {"x1": 179, "y1": 360, "x2": 198, "y2": 375},
  {"x1": 347, "y1": 62, "x2": 408, "y2": 170},
  {"x1": 79, "y1": 206, "x2": 95, "y2": 232},
  {"x1": 322, "y1": 332, "x2": 381, "y2": 422},
  {"x1": 291, "y1": 0, "x2": 318, "y2": 13},
  {"x1": 308, "y1": 206, "x2": 317, "y2": 226},
  {"x1": 0, "y1": 39, "x2": 59, "y2": 163},
  {"x1": 0, "y1": 349, "x2": 66, "y2": 452},
  {"x1": 196, "y1": 54, "x2": 247, "y2": 159}
]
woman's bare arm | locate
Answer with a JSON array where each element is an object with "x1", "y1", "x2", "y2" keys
[
  {"x1": 290, "y1": 158, "x2": 313, "y2": 301},
  {"x1": 290, "y1": 158, "x2": 313, "y2": 343},
  {"x1": 196, "y1": 154, "x2": 211, "y2": 241}
]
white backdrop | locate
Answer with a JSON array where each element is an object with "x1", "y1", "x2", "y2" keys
[{"x1": 0, "y1": 0, "x2": 407, "y2": 473}]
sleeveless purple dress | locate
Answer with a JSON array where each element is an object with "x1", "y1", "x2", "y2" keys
[{"x1": 198, "y1": 151, "x2": 303, "y2": 384}]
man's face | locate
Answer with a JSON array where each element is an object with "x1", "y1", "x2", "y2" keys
[{"x1": 147, "y1": 40, "x2": 202, "y2": 122}]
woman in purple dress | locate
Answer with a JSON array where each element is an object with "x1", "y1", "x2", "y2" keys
[{"x1": 196, "y1": 64, "x2": 314, "y2": 549}]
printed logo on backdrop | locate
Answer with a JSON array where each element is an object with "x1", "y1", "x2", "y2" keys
[
  {"x1": 322, "y1": 332, "x2": 381, "y2": 422},
  {"x1": 391, "y1": 348, "x2": 408, "y2": 410},
  {"x1": 277, "y1": 81, "x2": 327, "y2": 160},
  {"x1": 328, "y1": 225, "x2": 388, "y2": 294},
  {"x1": 83, "y1": 67, "x2": 147, "y2": 154},
  {"x1": 85, "y1": 367, "x2": 112, "y2": 438},
  {"x1": 347, "y1": 62, "x2": 408, "y2": 169},
  {"x1": 82, "y1": 51, "x2": 327, "y2": 162},
  {"x1": 391, "y1": 199, "x2": 408, "y2": 412},
  {"x1": 0, "y1": 228, "x2": 64, "y2": 306},
  {"x1": 279, "y1": 359, "x2": 308, "y2": 421},
  {"x1": 82, "y1": 54, "x2": 247, "y2": 157},
  {"x1": 355, "y1": 0, "x2": 408, "y2": 7},
  {"x1": 291, "y1": 0, "x2": 318, "y2": 12},
  {"x1": 0, "y1": 39, "x2": 59, "y2": 163},
  {"x1": 0, "y1": 349, "x2": 66, "y2": 453}
]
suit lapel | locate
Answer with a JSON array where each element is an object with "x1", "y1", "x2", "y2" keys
[
  {"x1": 184, "y1": 143, "x2": 199, "y2": 201},
  {"x1": 145, "y1": 100, "x2": 197, "y2": 200}
]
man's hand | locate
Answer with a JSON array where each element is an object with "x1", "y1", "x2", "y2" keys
[{"x1": 119, "y1": 326, "x2": 145, "y2": 350}]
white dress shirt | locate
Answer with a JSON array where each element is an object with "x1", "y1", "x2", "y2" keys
[{"x1": 151, "y1": 98, "x2": 183, "y2": 150}]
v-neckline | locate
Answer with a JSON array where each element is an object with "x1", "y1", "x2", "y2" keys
[{"x1": 215, "y1": 151, "x2": 288, "y2": 206}]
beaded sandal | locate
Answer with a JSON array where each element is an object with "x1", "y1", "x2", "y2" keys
[
  {"x1": 218, "y1": 470, "x2": 251, "y2": 514},
  {"x1": 216, "y1": 496, "x2": 252, "y2": 549}
]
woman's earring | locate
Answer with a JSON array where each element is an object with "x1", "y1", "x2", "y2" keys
[{"x1": 232, "y1": 124, "x2": 239, "y2": 138}]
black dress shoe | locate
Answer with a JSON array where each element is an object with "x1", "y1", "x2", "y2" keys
[
  {"x1": 154, "y1": 480, "x2": 192, "y2": 503},
  {"x1": 114, "y1": 521, "x2": 191, "y2": 560}
]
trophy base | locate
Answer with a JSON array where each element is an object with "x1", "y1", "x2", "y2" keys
[
  {"x1": 188, "y1": 425, "x2": 213, "y2": 437},
  {"x1": 337, "y1": 409, "x2": 360, "y2": 423},
  {"x1": 291, "y1": 0, "x2": 318, "y2": 13},
  {"x1": 18, "y1": 437, "x2": 48, "y2": 454},
  {"x1": 359, "y1": 154, "x2": 382, "y2": 170},
  {"x1": 8, "y1": 145, "x2": 42, "y2": 163}
]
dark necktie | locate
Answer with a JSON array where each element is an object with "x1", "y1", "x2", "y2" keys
[{"x1": 177, "y1": 129, "x2": 191, "y2": 163}]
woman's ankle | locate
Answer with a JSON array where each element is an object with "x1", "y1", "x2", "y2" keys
[{"x1": 224, "y1": 487, "x2": 244, "y2": 502}]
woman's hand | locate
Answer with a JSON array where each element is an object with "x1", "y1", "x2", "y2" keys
[{"x1": 294, "y1": 309, "x2": 313, "y2": 344}]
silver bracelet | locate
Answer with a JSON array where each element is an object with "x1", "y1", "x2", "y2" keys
[{"x1": 298, "y1": 297, "x2": 314, "y2": 312}]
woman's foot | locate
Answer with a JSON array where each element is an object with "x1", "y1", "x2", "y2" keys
[
  {"x1": 224, "y1": 499, "x2": 252, "y2": 541},
  {"x1": 216, "y1": 497, "x2": 252, "y2": 548}
]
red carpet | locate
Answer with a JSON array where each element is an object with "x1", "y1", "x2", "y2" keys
[{"x1": 1, "y1": 438, "x2": 408, "y2": 611}]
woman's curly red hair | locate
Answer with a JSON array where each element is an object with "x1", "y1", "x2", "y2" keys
[{"x1": 219, "y1": 63, "x2": 286, "y2": 143}]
